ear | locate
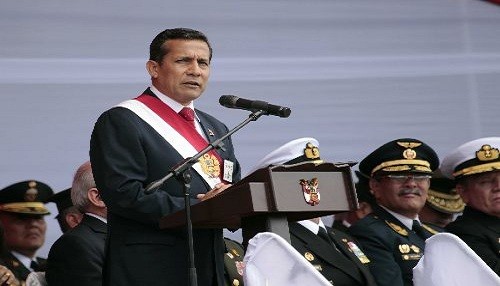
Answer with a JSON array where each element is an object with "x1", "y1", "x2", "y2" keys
[
  {"x1": 87, "y1": 188, "x2": 106, "y2": 208},
  {"x1": 369, "y1": 178, "x2": 380, "y2": 199},
  {"x1": 146, "y1": 60, "x2": 159, "y2": 79},
  {"x1": 455, "y1": 183, "x2": 469, "y2": 204}
]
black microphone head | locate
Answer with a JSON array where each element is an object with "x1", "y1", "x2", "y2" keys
[
  {"x1": 279, "y1": 107, "x2": 292, "y2": 118},
  {"x1": 219, "y1": 95, "x2": 238, "y2": 108}
]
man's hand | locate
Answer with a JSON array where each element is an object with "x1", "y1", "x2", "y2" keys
[{"x1": 197, "y1": 183, "x2": 232, "y2": 201}]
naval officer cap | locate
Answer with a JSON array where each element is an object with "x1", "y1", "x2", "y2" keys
[
  {"x1": 253, "y1": 137, "x2": 323, "y2": 170},
  {"x1": 440, "y1": 137, "x2": 500, "y2": 179},
  {"x1": 0, "y1": 180, "x2": 54, "y2": 215},
  {"x1": 359, "y1": 138, "x2": 439, "y2": 178},
  {"x1": 48, "y1": 188, "x2": 73, "y2": 218},
  {"x1": 427, "y1": 173, "x2": 464, "y2": 214}
]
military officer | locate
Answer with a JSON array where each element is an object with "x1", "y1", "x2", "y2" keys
[
  {"x1": 253, "y1": 137, "x2": 377, "y2": 286},
  {"x1": 441, "y1": 137, "x2": 500, "y2": 275},
  {"x1": 0, "y1": 180, "x2": 53, "y2": 282},
  {"x1": 419, "y1": 173, "x2": 464, "y2": 230},
  {"x1": 349, "y1": 138, "x2": 441, "y2": 286}
]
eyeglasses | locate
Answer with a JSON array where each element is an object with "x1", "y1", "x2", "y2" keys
[{"x1": 383, "y1": 174, "x2": 431, "y2": 183}]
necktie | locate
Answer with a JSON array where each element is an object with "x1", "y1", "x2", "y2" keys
[
  {"x1": 318, "y1": 227, "x2": 333, "y2": 244},
  {"x1": 412, "y1": 220, "x2": 428, "y2": 240},
  {"x1": 30, "y1": 260, "x2": 40, "y2": 271},
  {"x1": 179, "y1": 107, "x2": 195, "y2": 128}
]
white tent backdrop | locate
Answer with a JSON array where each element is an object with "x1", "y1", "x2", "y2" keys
[{"x1": 1, "y1": 0, "x2": 499, "y2": 257}]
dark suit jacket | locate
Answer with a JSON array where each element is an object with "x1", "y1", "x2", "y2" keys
[
  {"x1": 90, "y1": 89, "x2": 241, "y2": 286},
  {"x1": 46, "y1": 214, "x2": 107, "y2": 286},
  {"x1": 446, "y1": 206, "x2": 500, "y2": 275},
  {"x1": 349, "y1": 206, "x2": 438, "y2": 286},
  {"x1": 0, "y1": 252, "x2": 46, "y2": 282},
  {"x1": 289, "y1": 222, "x2": 377, "y2": 286}
]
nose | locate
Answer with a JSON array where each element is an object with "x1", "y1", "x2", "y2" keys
[{"x1": 187, "y1": 62, "x2": 202, "y2": 76}]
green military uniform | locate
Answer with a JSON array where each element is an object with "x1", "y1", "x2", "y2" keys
[{"x1": 223, "y1": 238, "x2": 245, "y2": 286}]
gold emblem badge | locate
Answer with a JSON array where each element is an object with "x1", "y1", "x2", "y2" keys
[
  {"x1": 199, "y1": 154, "x2": 220, "y2": 178},
  {"x1": 347, "y1": 241, "x2": 371, "y2": 264},
  {"x1": 399, "y1": 244, "x2": 411, "y2": 254},
  {"x1": 476, "y1": 144, "x2": 499, "y2": 161},
  {"x1": 398, "y1": 141, "x2": 421, "y2": 160},
  {"x1": 24, "y1": 181, "x2": 38, "y2": 202},
  {"x1": 231, "y1": 249, "x2": 240, "y2": 257},
  {"x1": 299, "y1": 178, "x2": 320, "y2": 206},
  {"x1": 410, "y1": 245, "x2": 421, "y2": 254},
  {"x1": 232, "y1": 279, "x2": 240, "y2": 286},
  {"x1": 304, "y1": 252, "x2": 315, "y2": 261},
  {"x1": 304, "y1": 142, "x2": 320, "y2": 160}
]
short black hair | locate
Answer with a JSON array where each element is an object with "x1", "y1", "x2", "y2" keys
[{"x1": 149, "y1": 27, "x2": 212, "y2": 64}]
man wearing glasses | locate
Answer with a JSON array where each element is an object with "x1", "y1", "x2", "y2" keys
[{"x1": 349, "y1": 138, "x2": 441, "y2": 286}]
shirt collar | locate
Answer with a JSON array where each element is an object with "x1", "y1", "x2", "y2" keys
[
  {"x1": 380, "y1": 205, "x2": 420, "y2": 230},
  {"x1": 85, "y1": 212, "x2": 107, "y2": 224},
  {"x1": 11, "y1": 251, "x2": 34, "y2": 270},
  {"x1": 297, "y1": 218, "x2": 327, "y2": 235},
  {"x1": 150, "y1": 86, "x2": 199, "y2": 122}
]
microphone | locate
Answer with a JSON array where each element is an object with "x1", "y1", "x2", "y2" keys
[{"x1": 219, "y1": 95, "x2": 291, "y2": 118}]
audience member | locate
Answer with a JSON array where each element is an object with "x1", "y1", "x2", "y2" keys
[
  {"x1": 46, "y1": 161, "x2": 107, "y2": 286},
  {"x1": 0, "y1": 180, "x2": 53, "y2": 282},
  {"x1": 349, "y1": 138, "x2": 441, "y2": 286},
  {"x1": 253, "y1": 137, "x2": 377, "y2": 286},
  {"x1": 441, "y1": 137, "x2": 500, "y2": 275},
  {"x1": 418, "y1": 173, "x2": 464, "y2": 230},
  {"x1": 47, "y1": 188, "x2": 83, "y2": 233}
]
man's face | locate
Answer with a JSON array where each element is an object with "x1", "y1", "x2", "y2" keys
[
  {"x1": 370, "y1": 173, "x2": 430, "y2": 218},
  {"x1": 147, "y1": 39, "x2": 210, "y2": 106},
  {"x1": 457, "y1": 171, "x2": 500, "y2": 217},
  {"x1": 0, "y1": 212, "x2": 46, "y2": 256}
]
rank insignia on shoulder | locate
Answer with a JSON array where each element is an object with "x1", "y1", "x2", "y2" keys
[
  {"x1": 304, "y1": 252, "x2": 315, "y2": 261},
  {"x1": 422, "y1": 224, "x2": 439, "y2": 235},
  {"x1": 347, "y1": 241, "x2": 371, "y2": 264},
  {"x1": 386, "y1": 220, "x2": 408, "y2": 236}
]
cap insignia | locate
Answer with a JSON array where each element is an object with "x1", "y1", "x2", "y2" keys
[
  {"x1": 24, "y1": 181, "x2": 38, "y2": 202},
  {"x1": 476, "y1": 144, "x2": 499, "y2": 162},
  {"x1": 397, "y1": 142, "x2": 421, "y2": 160},
  {"x1": 397, "y1": 142, "x2": 422, "y2": 149},
  {"x1": 304, "y1": 142, "x2": 320, "y2": 160}
]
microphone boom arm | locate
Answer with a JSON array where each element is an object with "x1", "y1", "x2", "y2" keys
[{"x1": 145, "y1": 109, "x2": 266, "y2": 194}]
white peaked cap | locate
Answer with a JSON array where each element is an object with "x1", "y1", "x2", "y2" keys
[
  {"x1": 247, "y1": 137, "x2": 321, "y2": 175},
  {"x1": 440, "y1": 137, "x2": 500, "y2": 179}
]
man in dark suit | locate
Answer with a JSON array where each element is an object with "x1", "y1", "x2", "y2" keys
[
  {"x1": 0, "y1": 180, "x2": 53, "y2": 283},
  {"x1": 46, "y1": 161, "x2": 107, "y2": 286},
  {"x1": 90, "y1": 27, "x2": 241, "y2": 286},
  {"x1": 349, "y1": 138, "x2": 441, "y2": 286},
  {"x1": 441, "y1": 137, "x2": 500, "y2": 275},
  {"x1": 252, "y1": 137, "x2": 377, "y2": 286}
]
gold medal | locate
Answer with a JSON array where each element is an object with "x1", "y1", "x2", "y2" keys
[
  {"x1": 304, "y1": 252, "x2": 315, "y2": 261},
  {"x1": 199, "y1": 153, "x2": 221, "y2": 178}
]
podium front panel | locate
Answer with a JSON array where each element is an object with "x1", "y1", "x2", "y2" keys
[{"x1": 269, "y1": 171, "x2": 354, "y2": 212}]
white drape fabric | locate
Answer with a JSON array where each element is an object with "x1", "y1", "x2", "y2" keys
[
  {"x1": 243, "y1": 232, "x2": 331, "y2": 286},
  {"x1": 413, "y1": 233, "x2": 500, "y2": 286}
]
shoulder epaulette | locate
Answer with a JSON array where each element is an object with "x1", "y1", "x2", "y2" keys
[
  {"x1": 421, "y1": 223, "x2": 440, "y2": 235},
  {"x1": 385, "y1": 220, "x2": 409, "y2": 236}
]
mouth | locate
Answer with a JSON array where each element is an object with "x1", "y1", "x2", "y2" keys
[
  {"x1": 398, "y1": 189, "x2": 421, "y2": 197},
  {"x1": 183, "y1": 81, "x2": 201, "y2": 88}
]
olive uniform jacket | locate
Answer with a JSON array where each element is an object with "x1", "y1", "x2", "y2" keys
[
  {"x1": 349, "y1": 206, "x2": 439, "y2": 286},
  {"x1": 289, "y1": 222, "x2": 377, "y2": 286},
  {"x1": 0, "y1": 252, "x2": 46, "y2": 282},
  {"x1": 446, "y1": 206, "x2": 500, "y2": 275},
  {"x1": 223, "y1": 238, "x2": 245, "y2": 286}
]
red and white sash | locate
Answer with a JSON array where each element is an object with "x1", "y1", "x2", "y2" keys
[{"x1": 116, "y1": 95, "x2": 222, "y2": 188}]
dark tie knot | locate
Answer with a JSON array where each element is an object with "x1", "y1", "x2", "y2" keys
[{"x1": 30, "y1": 260, "x2": 40, "y2": 271}]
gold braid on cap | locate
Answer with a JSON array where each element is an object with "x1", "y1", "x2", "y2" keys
[
  {"x1": 371, "y1": 159, "x2": 431, "y2": 176},
  {"x1": 453, "y1": 145, "x2": 500, "y2": 177},
  {"x1": 0, "y1": 202, "x2": 50, "y2": 214},
  {"x1": 427, "y1": 189, "x2": 465, "y2": 213}
]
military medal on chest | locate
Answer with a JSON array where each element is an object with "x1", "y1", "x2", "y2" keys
[{"x1": 198, "y1": 153, "x2": 221, "y2": 178}]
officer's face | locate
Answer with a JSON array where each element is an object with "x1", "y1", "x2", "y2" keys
[
  {"x1": 146, "y1": 39, "x2": 210, "y2": 106},
  {"x1": 457, "y1": 171, "x2": 500, "y2": 217},
  {"x1": 0, "y1": 213, "x2": 46, "y2": 256},
  {"x1": 370, "y1": 173, "x2": 430, "y2": 218}
]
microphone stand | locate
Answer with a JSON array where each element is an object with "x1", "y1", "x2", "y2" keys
[{"x1": 144, "y1": 109, "x2": 266, "y2": 286}]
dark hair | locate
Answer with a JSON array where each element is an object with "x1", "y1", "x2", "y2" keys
[{"x1": 149, "y1": 28, "x2": 212, "y2": 64}]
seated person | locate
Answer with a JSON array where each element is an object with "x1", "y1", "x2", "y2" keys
[
  {"x1": 47, "y1": 188, "x2": 83, "y2": 233},
  {"x1": 252, "y1": 137, "x2": 377, "y2": 286}
]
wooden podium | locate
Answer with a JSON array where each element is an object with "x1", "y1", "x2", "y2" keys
[{"x1": 160, "y1": 161, "x2": 358, "y2": 246}]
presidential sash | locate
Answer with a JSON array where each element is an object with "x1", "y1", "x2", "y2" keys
[{"x1": 116, "y1": 95, "x2": 223, "y2": 188}]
